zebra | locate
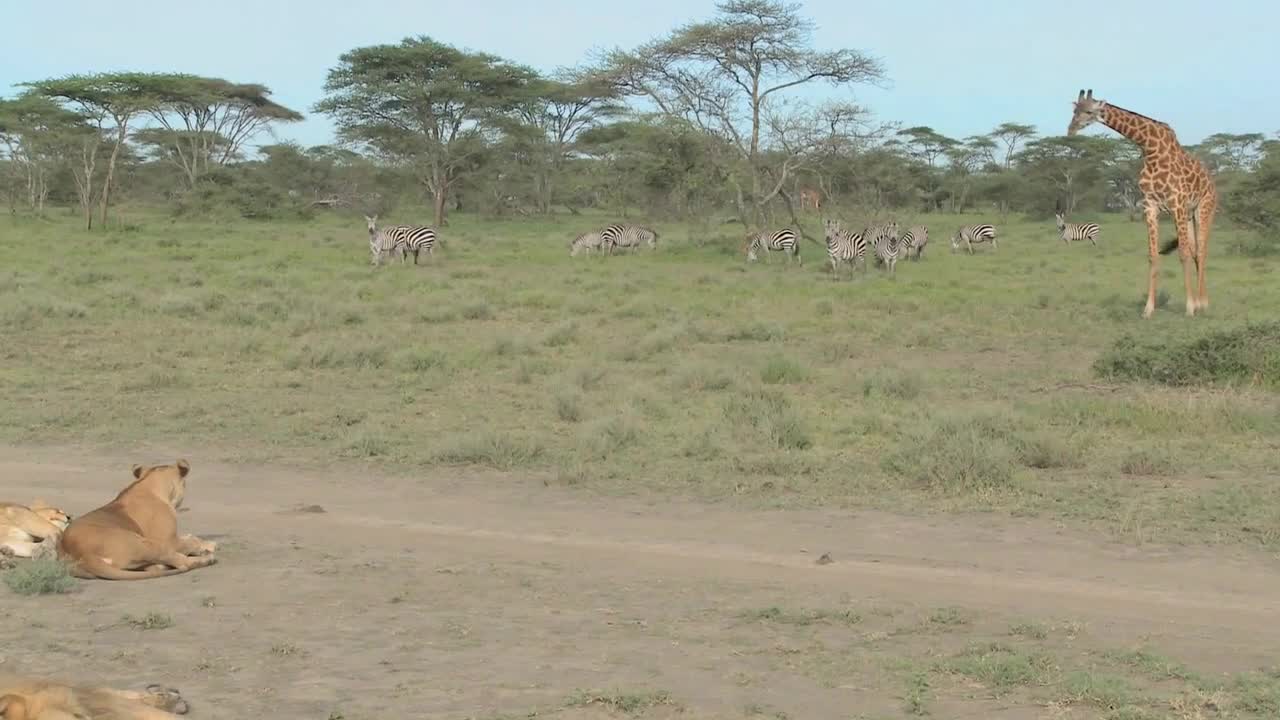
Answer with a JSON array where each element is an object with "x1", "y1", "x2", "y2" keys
[
  {"x1": 365, "y1": 215, "x2": 404, "y2": 266},
  {"x1": 388, "y1": 224, "x2": 439, "y2": 264},
  {"x1": 899, "y1": 225, "x2": 928, "y2": 261},
  {"x1": 570, "y1": 230, "x2": 604, "y2": 256},
  {"x1": 950, "y1": 224, "x2": 998, "y2": 254},
  {"x1": 823, "y1": 218, "x2": 867, "y2": 279},
  {"x1": 871, "y1": 220, "x2": 901, "y2": 276},
  {"x1": 601, "y1": 223, "x2": 659, "y2": 254},
  {"x1": 1055, "y1": 213, "x2": 1100, "y2": 246},
  {"x1": 745, "y1": 228, "x2": 801, "y2": 265}
]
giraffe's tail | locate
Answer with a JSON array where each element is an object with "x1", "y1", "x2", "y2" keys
[{"x1": 1158, "y1": 237, "x2": 1180, "y2": 255}]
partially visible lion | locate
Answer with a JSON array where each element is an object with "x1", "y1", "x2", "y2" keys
[
  {"x1": 0, "y1": 674, "x2": 189, "y2": 719},
  {"x1": 0, "y1": 501, "x2": 70, "y2": 558},
  {"x1": 57, "y1": 459, "x2": 217, "y2": 581}
]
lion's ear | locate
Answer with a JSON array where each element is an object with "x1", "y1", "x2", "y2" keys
[
  {"x1": 0, "y1": 693, "x2": 29, "y2": 720},
  {"x1": 176, "y1": 459, "x2": 191, "y2": 477},
  {"x1": 132, "y1": 464, "x2": 145, "y2": 479}
]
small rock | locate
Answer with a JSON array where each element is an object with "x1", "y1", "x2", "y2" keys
[
  {"x1": 279, "y1": 504, "x2": 327, "y2": 515},
  {"x1": 815, "y1": 552, "x2": 834, "y2": 565}
]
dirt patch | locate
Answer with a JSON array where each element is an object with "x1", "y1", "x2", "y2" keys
[{"x1": 2, "y1": 446, "x2": 1279, "y2": 718}]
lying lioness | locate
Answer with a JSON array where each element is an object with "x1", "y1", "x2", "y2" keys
[
  {"x1": 57, "y1": 459, "x2": 217, "y2": 581},
  {"x1": 0, "y1": 674, "x2": 189, "y2": 719},
  {"x1": 0, "y1": 501, "x2": 70, "y2": 558}
]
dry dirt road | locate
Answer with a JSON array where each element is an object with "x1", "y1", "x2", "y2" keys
[{"x1": 2, "y1": 446, "x2": 1279, "y2": 719}]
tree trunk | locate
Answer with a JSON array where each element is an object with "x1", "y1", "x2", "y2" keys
[
  {"x1": 433, "y1": 185, "x2": 447, "y2": 227},
  {"x1": 98, "y1": 121, "x2": 128, "y2": 229}
]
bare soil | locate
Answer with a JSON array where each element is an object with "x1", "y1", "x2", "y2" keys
[{"x1": 2, "y1": 445, "x2": 1279, "y2": 719}]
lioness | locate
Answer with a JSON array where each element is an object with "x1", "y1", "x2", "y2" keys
[
  {"x1": 0, "y1": 501, "x2": 70, "y2": 558},
  {"x1": 57, "y1": 459, "x2": 217, "y2": 581},
  {"x1": 0, "y1": 674, "x2": 189, "y2": 719}
]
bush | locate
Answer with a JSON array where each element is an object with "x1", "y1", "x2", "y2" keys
[
  {"x1": 883, "y1": 415, "x2": 1020, "y2": 494},
  {"x1": 1094, "y1": 322, "x2": 1280, "y2": 389},
  {"x1": 4, "y1": 557, "x2": 76, "y2": 595},
  {"x1": 723, "y1": 389, "x2": 810, "y2": 450}
]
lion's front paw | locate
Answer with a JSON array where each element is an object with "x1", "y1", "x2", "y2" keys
[{"x1": 143, "y1": 684, "x2": 190, "y2": 715}]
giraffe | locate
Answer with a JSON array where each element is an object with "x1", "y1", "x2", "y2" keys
[
  {"x1": 1068, "y1": 89, "x2": 1218, "y2": 318},
  {"x1": 798, "y1": 187, "x2": 822, "y2": 212}
]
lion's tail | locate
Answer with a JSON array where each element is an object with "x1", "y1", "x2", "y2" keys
[{"x1": 60, "y1": 552, "x2": 194, "y2": 581}]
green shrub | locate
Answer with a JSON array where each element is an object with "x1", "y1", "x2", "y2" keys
[
  {"x1": 1094, "y1": 322, "x2": 1280, "y2": 388},
  {"x1": 4, "y1": 557, "x2": 75, "y2": 595}
]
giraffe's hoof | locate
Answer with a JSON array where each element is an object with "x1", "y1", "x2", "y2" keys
[{"x1": 1142, "y1": 305, "x2": 1156, "y2": 319}]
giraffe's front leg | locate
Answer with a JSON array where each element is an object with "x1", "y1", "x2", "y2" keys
[{"x1": 1142, "y1": 204, "x2": 1162, "y2": 319}]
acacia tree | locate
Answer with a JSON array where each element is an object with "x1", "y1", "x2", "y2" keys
[
  {"x1": 509, "y1": 70, "x2": 620, "y2": 214},
  {"x1": 0, "y1": 95, "x2": 89, "y2": 214},
  {"x1": 136, "y1": 75, "x2": 302, "y2": 188},
  {"x1": 596, "y1": 0, "x2": 885, "y2": 229},
  {"x1": 1016, "y1": 135, "x2": 1115, "y2": 215},
  {"x1": 23, "y1": 73, "x2": 156, "y2": 228},
  {"x1": 315, "y1": 36, "x2": 535, "y2": 226},
  {"x1": 988, "y1": 122, "x2": 1037, "y2": 170}
]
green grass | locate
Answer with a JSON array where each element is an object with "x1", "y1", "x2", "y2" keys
[
  {"x1": 2, "y1": 557, "x2": 76, "y2": 595},
  {"x1": 4, "y1": 208, "x2": 1280, "y2": 546}
]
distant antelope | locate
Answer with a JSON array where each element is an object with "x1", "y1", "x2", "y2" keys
[{"x1": 798, "y1": 188, "x2": 822, "y2": 211}]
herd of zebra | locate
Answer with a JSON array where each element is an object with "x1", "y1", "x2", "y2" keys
[
  {"x1": 363, "y1": 210, "x2": 1099, "y2": 271},
  {"x1": 746, "y1": 212, "x2": 1102, "y2": 279},
  {"x1": 569, "y1": 223, "x2": 660, "y2": 256}
]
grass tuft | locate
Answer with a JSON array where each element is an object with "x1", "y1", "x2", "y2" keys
[{"x1": 3, "y1": 557, "x2": 75, "y2": 595}]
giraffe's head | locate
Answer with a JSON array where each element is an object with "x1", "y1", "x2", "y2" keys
[{"x1": 1067, "y1": 89, "x2": 1105, "y2": 136}]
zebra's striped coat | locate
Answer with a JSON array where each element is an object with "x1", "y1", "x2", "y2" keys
[
  {"x1": 390, "y1": 225, "x2": 439, "y2": 264},
  {"x1": 746, "y1": 228, "x2": 801, "y2": 265},
  {"x1": 1055, "y1": 213, "x2": 1100, "y2": 246},
  {"x1": 871, "y1": 220, "x2": 901, "y2": 275},
  {"x1": 570, "y1": 230, "x2": 604, "y2": 256},
  {"x1": 900, "y1": 225, "x2": 928, "y2": 260},
  {"x1": 823, "y1": 218, "x2": 867, "y2": 279},
  {"x1": 365, "y1": 215, "x2": 404, "y2": 266},
  {"x1": 601, "y1": 224, "x2": 659, "y2": 254},
  {"x1": 950, "y1": 224, "x2": 998, "y2": 254}
]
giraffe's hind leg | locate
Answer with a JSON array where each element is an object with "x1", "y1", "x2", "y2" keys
[
  {"x1": 1194, "y1": 198, "x2": 1216, "y2": 312},
  {"x1": 1173, "y1": 207, "x2": 1197, "y2": 317}
]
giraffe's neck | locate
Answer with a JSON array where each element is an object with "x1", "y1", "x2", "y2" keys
[{"x1": 1099, "y1": 104, "x2": 1176, "y2": 156}]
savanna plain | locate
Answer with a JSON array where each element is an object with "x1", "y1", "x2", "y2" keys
[{"x1": 2, "y1": 209, "x2": 1280, "y2": 719}]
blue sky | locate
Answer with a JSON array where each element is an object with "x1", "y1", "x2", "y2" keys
[{"x1": 4, "y1": 0, "x2": 1276, "y2": 152}]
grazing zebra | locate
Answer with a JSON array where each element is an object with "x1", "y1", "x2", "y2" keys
[
  {"x1": 950, "y1": 224, "x2": 998, "y2": 254},
  {"x1": 745, "y1": 228, "x2": 801, "y2": 265},
  {"x1": 1055, "y1": 213, "x2": 1100, "y2": 246},
  {"x1": 570, "y1": 230, "x2": 604, "y2": 256},
  {"x1": 871, "y1": 220, "x2": 901, "y2": 276},
  {"x1": 900, "y1": 225, "x2": 928, "y2": 261},
  {"x1": 365, "y1": 215, "x2": 404, "y2": 266},
  {"x1": 601, "y1": 223, "x2": 659, "y2": 254},
  {"x1": 823, "y1": 218, "x2": 868, "y2": 279},
  {"x1": 390, "y1": 224, "x2": 439, "y2": 264}
]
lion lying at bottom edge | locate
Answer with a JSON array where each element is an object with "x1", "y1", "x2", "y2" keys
[{"x1": 0, "y1": 674, "x2": 189, "y2": 719}]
